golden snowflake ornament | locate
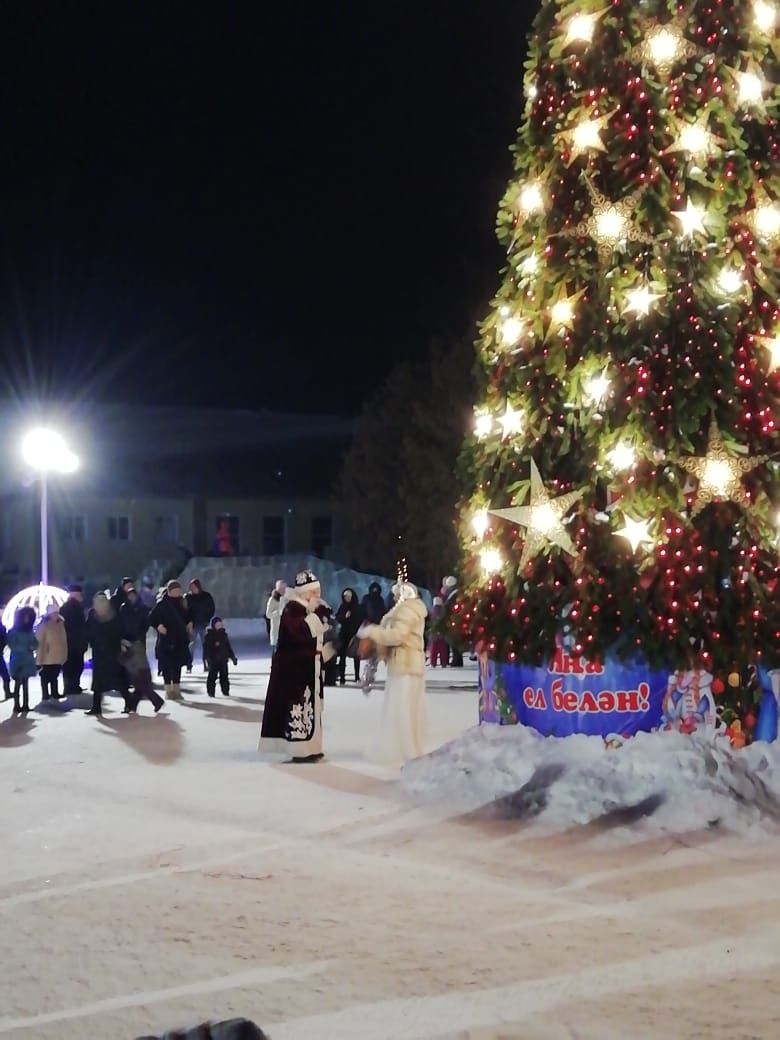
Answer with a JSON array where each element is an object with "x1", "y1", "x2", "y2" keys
[
  {"x1": 489, "y1": 460, "x2": 585, "y2": 573},
  {"x1": 677, "y1": 418, "x2": 768, "y2": 517},
  {"x1": 630, "y1": 14, "x2": 704, "y2": 78},
  {"x1": 565, "y1": 175, "x2": 652, "y2": 262}
]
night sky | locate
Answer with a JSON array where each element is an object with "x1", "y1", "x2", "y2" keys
[{"x1": 0, "y1": 2, "x2": 533, "y2": 416}]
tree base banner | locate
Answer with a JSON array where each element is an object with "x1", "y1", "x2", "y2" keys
[{"x1": 479, "y1": 647, "x2": 707, "y2": 739}]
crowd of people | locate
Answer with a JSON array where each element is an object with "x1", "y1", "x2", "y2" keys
[{"x1": 0, "y1": 577, "x2": 236, "y2": 716}]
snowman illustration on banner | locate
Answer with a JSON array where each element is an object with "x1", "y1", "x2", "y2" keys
[{"x1": 660, "y1": 671, "x2": 716, "y2": 734}]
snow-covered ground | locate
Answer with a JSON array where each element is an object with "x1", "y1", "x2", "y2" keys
[{"x1": 1, "y1": 635, "x2": 779, "y2": 1039}]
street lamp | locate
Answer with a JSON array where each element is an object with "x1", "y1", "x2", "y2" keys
[
  {"x1": 1, "y1": 429, "x2": 79, "y2": 631},
  {"x1": 21, "y1": 428, "x2": 79, "y2": 585}
]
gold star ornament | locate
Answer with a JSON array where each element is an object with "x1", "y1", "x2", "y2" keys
[
  {"x1": 678, "y1": 418, "x2": 768, "y2": 517},
  {"x1": 489, "y1": 460, "x2": 585, "y2": 573},
  {"x1": 564, "y1": 175, "x2": 652, "y2": 262}
]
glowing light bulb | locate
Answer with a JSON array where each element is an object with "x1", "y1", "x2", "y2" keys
[
  {"x1": 625, "y1": 283, "x2": 662, "y2": 318},
  {"x1": 754, "y1": 0, "x2": 777, "y2": 33},
  {"x1": 647, "y1": 27, "x2": 681, "y2": 66},
  {"x1": 585, "y1": 371, "x2": 611, "y2": 406},
  {"x1": 500, "y1": 316, "x2": 525, "y2": 347},
  {"x1": 615, "y1": 517, "x2": 653, "y2": 552},
  {"x1": 738, "y1": 71, "x2": 764, "y2": 107},
  {"x1": 475, "y1": 412, "x2": 493, "y2": 439},
  {"x1": 519, "y1": 181, "x2": 544, "y2": 215},
  {"x1": 531, "y1": 503, "x2": 558, "y2": 535},
  {"x1": 608, "y1": 442, "x2": 636, "y2": 471},
  {"x1": 702, "y1": 458, "x2": 734, "y2": 495},
  {"x1": 572, "y1": 118, "x2": 603, "y2": 152},
  {"x1": 754, "y1": 202, "x2": 780, "y2": 240},
  {"x1": 566, "y1": 13, "x2": 598, "y2": 44},
  {"x1": 480, "y1": 548, "x2": 503, "y2": 575},
  {"x1": 499, "y1": 403, "x2": 523, "y2": 439},
  {"x1": 677, "y1": 123, "x2": 712, "y2": 157},
  {"x1": 527, "y1": 81, "x2": 539, "y2": 100},
  {"x1": 472, "y1": 510, "x2": 489, "y2": 540},
  {"x1": 551, "y1": 299, "x2": 574, "y2": 325},
  {"x1": 717, "y1": 268, "x2": 744, "y2": 295},
  {"x1": 520, "y1": 254, "x2": 538, "y2": 276},
  {"x1": 594, "y1": 206, "x2": 627, "y2": 245}
]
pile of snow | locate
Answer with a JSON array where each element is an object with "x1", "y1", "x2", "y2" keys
[{"x1": 401, "y1": 724, "x2": 780, "y2": 837}]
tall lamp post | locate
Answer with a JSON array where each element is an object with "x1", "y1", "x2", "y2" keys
[
  {"x1": 21, "y1": 428, "x2": 79, "y2": 585},
  {"x1": 1, "y1": 429, "x2": 79, "y2": 631}
]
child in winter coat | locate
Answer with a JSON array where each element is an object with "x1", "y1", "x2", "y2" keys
[
  {"x1": 35, "y1": 604, "x2": 69, "y2": 699},
  {"x1": 7, "y1": 607, "x2": 38, "y2": 713},
  {"x1": 203, "y1": 618, "x2": 238, "y2": 697},
  {"x1": 0, "y1": 621, "x2": 11, "y2": 700},
  {"x1": 118, "y1": 638, "x2": 165, "y2": 714}
]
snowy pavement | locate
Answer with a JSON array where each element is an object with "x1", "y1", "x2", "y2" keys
[{"x1": 1, "y1": 642, "x2": 779, "y2": 1039}]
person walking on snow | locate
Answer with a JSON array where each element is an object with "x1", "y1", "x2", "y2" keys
[
  {"x1": 60, "y1": 584, "x2": 87, "y2": 697},
  {"x1": 149, "y1": 580, "x2": 192, "y2": 700},
  {"x1": 185, "y1": 578, "x2": 215, "y2": 672},
  {"x1": 428, "y1": 597, "x2": 450, "y2": 668},
  {"x1": 265, "y1": 580, "x2": 286, "y2": 653},
  {"x1": 35, "y1": 604, "x2": 68, "y2": 700},
  {"x1": 85, "y1": 593, "x2": 124, "y2": 716},
  {"x1": 258, "y1": 570, "x2": 325, "y2": 763},
  {"x1": 358, "y1": 581, "x2": 428, "y2": 764},
  {"x1": 7, "y1": 607, "x2": 38, "y2": 714},
  {"x1": 204, "y1": 617, "x2": 238, "y2": 697},
  {"x1": 336, "y1": 587, "x2": 363, "y2": 685}
]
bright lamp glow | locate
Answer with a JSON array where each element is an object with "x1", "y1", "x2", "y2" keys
[
  {"x1": 472, "y1": 510, "x2": 489, "y2": 539},
  {"x1": 585, "y1": 371, "x2": 611, "y2": 406},
  {"x1": 702, "y1": 459, "x2": 735, "y2": 495},
  {"x1": 609, "y1": 442, "x2": 636, "y2": 471},
  {"x1": 677, "y1": 123, "x2": 712, "y2": 157},
  {"x1": 22, "y1": 428, "x2": 79, "y2": 474},
  {"x1": 500, "y1": 316, "x2": 526, "y2": 347},
  {"x1": 754, "y1": 0, "x2": 777, "y2": 33},
  {"x1": 550, "y1": 299, "x2": 574, "y2": 325},
  {"x1": 594, "y1": 206, "x2": 627, "y2": 245},
  {"x1": 480, "y1": 548, "x2": 503, "y2": 575},
  {"x1": 648, "y1": 27, "x2": 682, "y2": 65},
  {"x1": 738, "y1": 71, "x2": 764, "y2": 107},
  {"x1": 717, "y1": 268, "x2": 744, "y2": 295},
  {"x1": 572, "y1": 118, "x2": 603, "y2": 152},
  {"x1": 1, "y1": 584, "x2": 68, "y2": 632},
  {"x1": 474, "y1": 412, "x2": 493, "y2": 439},
  {"x1": 530, "y1": 503, "x2": 558, "y2": 536},
  {"x1": 754, "y1": 202, "x2": 780, "y2": 240},
  {"x1": 519, "y1": 182, "x2": 544, "y2": 215},
  {"x1": 566, "y1": 13, "x2": 598, "y2": 44}
]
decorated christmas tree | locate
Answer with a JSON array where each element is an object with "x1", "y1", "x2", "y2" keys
[{"x1": 454, "y1": 0, "x2": 780, "y2": 721}]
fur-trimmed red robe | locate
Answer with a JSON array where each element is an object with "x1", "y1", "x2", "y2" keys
[{"x1": 259, "y1": 593, "x2": 324, "y2": 757}]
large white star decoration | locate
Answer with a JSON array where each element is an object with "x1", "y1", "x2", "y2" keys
[
  {"x1": 615, "y1": 516, "x2": 654, "y2": 552},
  {"x1": 677, "y1": 418, "x2": 769, "y2": 517},
  {"x1": 624, "y1": 282, "x2": 664, "y2": 319},
  {"x1": 563, "y1": 10, "x2": 607, "y2": 47},
  {"x1": 489, "y1": 460, "x2": 585, "y2": 573},
  {"x1": 664, "y1": 118, "x2": 721, "y2": 160},
  {"x1": 672, "y1": 199, "x2": 708, "y2": 239},
  {"x1": 564, "y1": 175, "x2": 652, "y2": 262},
  {"x1": 558, "y1": 111, "x2": 613, "y2": 161}
]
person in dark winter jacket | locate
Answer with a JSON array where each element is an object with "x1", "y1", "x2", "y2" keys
[
  {"x1": 7, "y1": 607, "x2": 37, "y2": 713},
  {"x1": 149, "y1": 580, "x2": 192, "y2": 700},
  {"x1": 0, "y1": 621, "x2": 11, "y2": 700},
  {"x1": 118, "y1": 589, "x2": 161, "y2": 711},
  {"x1": 85, "y1": 593, "x2": 124, "y2": 716},
  {"x1": 136, "y1": 1017, "x2": 268, "y2": 1040},
  {"x1": 336, "y1": 587, "x2": 363, "y2": 685},
  {"x1": 110, "y1": 576, "x2": 136, "y2": 613},
  {"x1": 60, "y1": 584, "x2": 88, "y2": 697},
  {"x1": 203, "y1": 617, "x2": 238, "y2": 697},
  {"x1": 185, "y1": 578, "x2": 216, "y2": 671},
  {"x1": 361, "y1": 582, "x2": 387, "y2": 625}
]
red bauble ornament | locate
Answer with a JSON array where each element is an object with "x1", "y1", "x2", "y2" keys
[
  {"x1": 745, "y1": 712, "x2": 757, "y2": 730},
  {"x1": 711, "y1": 677, "x2": 725, "y2": 696}
]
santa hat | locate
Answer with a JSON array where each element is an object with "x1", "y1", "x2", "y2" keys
[
  {"x1": 275, "y1": 580, "x2": 287, "y2": 594},
  {"x1": 294, "y1": 570, "x2": 320, "y2": 595}
]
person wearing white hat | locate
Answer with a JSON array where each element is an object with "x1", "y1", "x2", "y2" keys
[
  {"x1": 358, "y1": 580, "x2": 428, "y2": 765},
  {"x1": 258, "y1": 571, "x2": 325, "y2": 762}
]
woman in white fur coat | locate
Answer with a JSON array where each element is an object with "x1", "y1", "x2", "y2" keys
[{"x1": 359, "y1": 581, "x2": 428, "y2": 765}]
